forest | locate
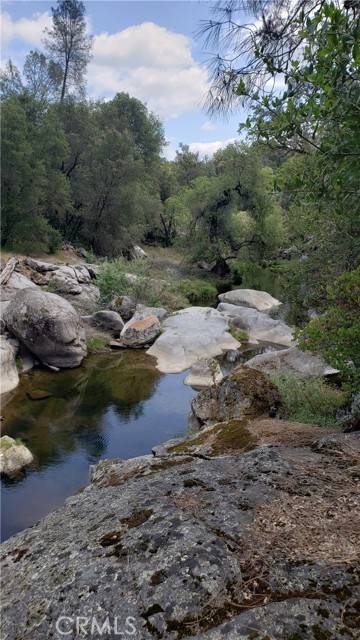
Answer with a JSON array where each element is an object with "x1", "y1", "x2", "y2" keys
[{"x1": 1, "y1": 0, "x2": 359, "y2": 391}]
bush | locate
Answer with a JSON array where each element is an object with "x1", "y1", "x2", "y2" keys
[
  {"x1": 7, "y1": 216, "x2": 62, "y2": 254},
  {"x1": 271, "y1": 373, "x2": 346, "y2": 426},
  {"x1": 298, "y1": 266, "x2": 360, "y2": 393},
  {"x1": 178, "y1": 279, "x2": 217, "y2": 305}
]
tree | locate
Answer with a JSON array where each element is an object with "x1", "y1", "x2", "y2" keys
[
  {"x1": 174, "y1": 144, "x2": 207, "y2": 186},
  {"x1": 44, "y1": 0, "x2": 92, "y2": 101},
  {"x1": 201, "y1": 1, "x2": 360, "y2": 307},
  {"x1": 0, "y1": 61, "x2": 23, "y2": 98},
  {"x1": 23, "y1": 50, "x2": 62, "y2": 103}
]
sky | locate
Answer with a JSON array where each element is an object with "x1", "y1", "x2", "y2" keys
[{"x1": 1, "y1": 1, "x2": 250, "y2": 158}]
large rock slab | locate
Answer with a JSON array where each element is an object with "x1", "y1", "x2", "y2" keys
[
  {"x1": 191, "y1": 365, "x2": 281, "y2": 426},
  {"x1": 4, "y1": 289, "x2": 87, "y2": 368},
  {"x1": 147, "y1": 307, "x2": 240, "y2": 373},
  {"x1": 1, "y1": 431, "x2": 359, "y2": 639},
  {"x1": 219, "y1": 288, "x2": 282, "y2": 313},
  {"x1": 0, "y1": 436, "x2": 33, "y2": 476},
  {"x1": 245, "y1": 345, "x2": 339, "y2": 378},
  {"x1": 0, "y1": 335, "x2": 19, "y2": 394},
  {"x1": 218, "y1": 302, "x2": 294, "y2": 347}
]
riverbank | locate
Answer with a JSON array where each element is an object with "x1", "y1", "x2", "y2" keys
[{"x1": 1, "y1": 418, "x2": 359, "y2": 639}]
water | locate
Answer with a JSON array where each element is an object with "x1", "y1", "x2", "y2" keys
[{"x1": 1, "y1": 351, "x2": 196, "y2": 540}]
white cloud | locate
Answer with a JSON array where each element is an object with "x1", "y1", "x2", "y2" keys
[
  {"x1": 1, "y1": 11, "x2": 51, "y2": 49},
  {"x1": 88, "y1": 22, "x2": 209, "y2": 119},
  {"x1": 201, "y1": 120, "x2": 217, "y2": 132},
  {"x1": 189, "y1": 138, "x2": 237, "y2": 157}
]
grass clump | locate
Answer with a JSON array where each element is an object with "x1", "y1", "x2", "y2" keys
[
  {"x1": 271, "y1": 373, "x2": 346, "y2": 427},
  {"x1": 86, "y1": 336, "x2": 109, "y2": 353},
  {"x1": 229, "y1": 327, "x2": 249, "y2": 342}
]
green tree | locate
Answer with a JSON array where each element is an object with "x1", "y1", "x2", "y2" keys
[{"x1": 44, "y1": 0, "x2": 92, "y2": 100}]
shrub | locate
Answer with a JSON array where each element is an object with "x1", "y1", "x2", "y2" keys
[
  {"x1": 271, "y1": 373, "x2": 346, "y2": 426},
  {"x1": 178, "y1": 279, "x2": 217, "y2": 306},
  {"x1": 7, "y1": 216, "x2": 62, "y2": 254},
  {"x1": 297, "y1": 266, "x2": 360, "y2": 393}
]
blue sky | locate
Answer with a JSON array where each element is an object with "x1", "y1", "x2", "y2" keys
[{"x1": 1, "y1": 1, "x2": 249, "y2": 158}]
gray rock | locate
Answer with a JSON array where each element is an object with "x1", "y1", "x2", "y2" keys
[
  {"x1": 4, "y1": 289, "x2": 87, "y2": 368},
  {"x1": 134, "y1": 304, "x2": 167, "y2": 322},
  {"x1": 1, "y1": 436, "x2": 358, "y2": 639},
  {"x1": 0, "y1": 335, "x2": 19, "y2": 394},
  {"x1": 184, "y1": 358, "x2": 223, "y2": 390},
  {"x1": 218, "y1": 288, "x2": 282, "y2": 313},
  {"x1": 245, "y1": 345, "x2": 339, "y2": 378},
  {"x1": 218, "y1": 303, "x2": 294, "y2": 347},
  {"x1": 25, "y1": 258, "x2": 58, "y2": 273},
  {"x1": 82, "y1": 310, "x2": 124, "y2": 333},
  {"x1": 64, "y1": 283, "x2": 100, "y2": 314},
  {"x1": 147, "y1": 307, "x2": 240, "y2": 373},
  {"x1": 191, "y1": 365, "x2": 281, "y2": 426},
  {"x1": 130, "y1": 244, "x2": 147, "y2": 259},
  {"x1": 109, "y1": 295, "x2": 136, "y2": 321},
  {"x1": 0, "y1": 436, "x2": 33, "y2": 476},
  {"x1": 1, "y1": 271, "x2": 37, "y2": 302},
  {"x1": 120, "y1": 315, "x2": 161, "y2": 347}
]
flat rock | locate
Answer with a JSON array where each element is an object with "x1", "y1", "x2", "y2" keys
[
  {"x1": 1, "y1": 431, "x2": 359, "y2": 638},
  {"x1": 218, "y1": 303, "x2": 294, "y2": 347},
  {"x1": 147, "y1": 307, "x2": 240, "y2": 373},
  {"x1": 218, "y1": 288, "x2": 282, "y2": 313},
  {"x1": 184, "y1": 358, "x2": 224, "y2": 389},
  {"x1": 245, "y1": 345, "x2": 339, "y2": 377},
  {"x1": 4, "y1": 288, "x2": 87, "y2": 368}
]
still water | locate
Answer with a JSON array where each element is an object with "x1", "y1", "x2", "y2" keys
[{"x1": 1, "y1": 351, "x2": 196, "y2": 540}]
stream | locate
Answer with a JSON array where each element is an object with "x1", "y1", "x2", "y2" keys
[{"x1": 1, "y1": 351, "x2": 196, "y2": 540}]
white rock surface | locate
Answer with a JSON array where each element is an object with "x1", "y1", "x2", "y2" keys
[
  {"x1": 245, "y1": 346, "x2": 339, "y2": 378},
  {"x1": 184, "y1": 358, "x2": 224, "y2": 389},
  {"x1": 0, "y1": 336, "x2": 19, "y2": 394},
  {"x1": 0, "y1": 436, "x2": 34, "y2": 476},
  {"x1": 147, "y1": 307, "x2": 240, "y2": 373},
  {"x1": 218, "y1": 289, "x2": 282, "y2": 313},
  {"x1": 218, "y1": 303, "x2": 294, "y2": 347}
]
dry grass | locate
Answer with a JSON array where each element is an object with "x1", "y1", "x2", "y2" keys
[{"x1": 248, "y1": 444, "x2": 360, "y2": 565}]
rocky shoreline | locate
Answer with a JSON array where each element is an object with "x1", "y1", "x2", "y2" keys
[{"x1": 1, "y1": 421, "x2": 359, "y2": 639}]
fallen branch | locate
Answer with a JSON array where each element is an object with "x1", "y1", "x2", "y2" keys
[{"x1": 0, "y1": 257, "x2": 18, "y2": 285}]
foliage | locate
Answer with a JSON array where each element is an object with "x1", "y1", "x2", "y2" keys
[
  {"x1": 229, "y1": 327, "x2": 249, "y2": 342},
  {"x1": 271, "y1": 373, "x2": 346, "y2": 427},
  {"x1": 298, "y1": 266, "x2": 360, "y2": 392},
  {"x1": 178, "y1": 279, "x2": 218, "y2": 305},
  {"x1": 44, "y1": 0, "x2": 92, "y2": 100},
  {"x1": 201, "y1": 0, "x2": 360, "y2": 305},
  {"x1": 86, "y1": 336, "x2": 109, "y2": 353}
]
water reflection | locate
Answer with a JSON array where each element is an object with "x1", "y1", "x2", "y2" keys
[{"x1": 1, "y1": 351, "x2": 195, "y2": 540}]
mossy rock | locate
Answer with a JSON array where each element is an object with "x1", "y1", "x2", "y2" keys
[{"x1": 191, "y1": 365, "x2": 281, "y2": 426}]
